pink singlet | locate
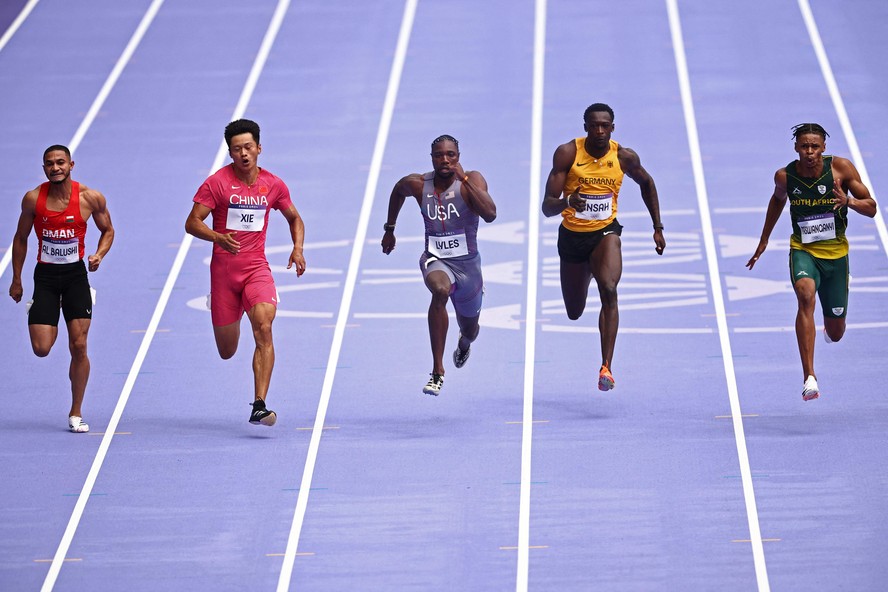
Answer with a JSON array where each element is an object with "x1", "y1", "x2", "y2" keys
[{"x1": 193, "y1": 165, "x2": 294, "y2": 326}]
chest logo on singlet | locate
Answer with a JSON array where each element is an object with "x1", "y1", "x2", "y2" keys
[
  {"x1": 792, "y1": 187, "x2": 802, "y2": 195},
  {"x1": 226, "y1": 193, "x2": 268, "y2": 232},
  {"x1": 426, "y1": 202, "x2": 460, "y2": 221},
  {"x1": 817, "y1": 185, "x2": 827, "y2": 195}
]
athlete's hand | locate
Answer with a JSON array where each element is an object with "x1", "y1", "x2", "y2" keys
[
  {"x1": 87, "y1": 253, "x2": 102, "y2": 272},
  {"x1": 653, "y1": 229, "x2": 665, "y2": 255},
  {"x1": 832, "y1": 179, "x2": 849, "y2": 210},
  {"x1": 215, "y1": 231, "x2": 240, "y2": 254},
  {"x1": 746, "y1": 240, "x2": 767, "y2": 270},
  {"x1": 9, "y1": 279, "x2": 23, "y2": 303},
  {"x1": 287, "y1": 248, "x2": 306, "y2": 277},
  {"x1": 381, "y1": 231, "x2": 396, "y2": 255},
  {"x1": 451, "y1": 161, "x2": 467, "y2": 181},
  {"x1": 564, "y1": 190, "x2": 581, "y2": 210}
]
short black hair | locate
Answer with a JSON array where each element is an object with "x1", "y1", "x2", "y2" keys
[
  {"x1": 583, "y1": 103, "x2": 614, "y2": 122},
  {"x1": 43, "y1": 144, "x2": 71, "y2": 161},
  {"x1": 792, "y1": 123, "x2": 829, "y2": 141},
  {"x1": 431, "y1": 134, "x2": 459, "y2": 151},
  {"x1": 224, "y1": 119, "x2": 261, "y2": 147}
]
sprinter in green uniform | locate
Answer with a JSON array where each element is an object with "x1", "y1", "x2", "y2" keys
[{"x1": 747, "y1": 123, "x2": 877, "y2": 401}]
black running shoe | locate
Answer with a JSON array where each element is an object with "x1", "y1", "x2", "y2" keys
[
  {"x1": 249, "y1": 399, "x2": 277, "y2": 426},
  {"x1": 453, "y1": 335, "x2": 471, "y2": 369}
]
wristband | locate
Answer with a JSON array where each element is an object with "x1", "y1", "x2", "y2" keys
[
  {"x1": 653, "y1": 223, "x2": 664, "y2": 230},
  {"x1": 383, "y1": 223, "x2": 396, "y2": 232}
]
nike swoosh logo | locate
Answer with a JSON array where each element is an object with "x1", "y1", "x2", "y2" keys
[
  {"x1": 231, "y1": 185, "x2": 241, "y2": 189},
  {"x1": 603, "y1": 231, "x2": 614, "y2": 236},
  {"x1": 576, "y1": 162, "x2": 590, "y2": 167}
]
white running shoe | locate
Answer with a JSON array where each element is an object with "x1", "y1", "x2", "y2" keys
[
  {"x1": 68, "y1": 416, "x2": 90, "y2": 433},
  {"x1": 423, "y1": 373, "x2": 444, "y2": 396},
  {"x1": 802, "y1": 375, "x2": 820, "y2": 402}
]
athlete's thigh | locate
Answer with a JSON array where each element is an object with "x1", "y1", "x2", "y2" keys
[
  {"x1": 28, "y1": 324, "x2": 59, "y2": 355},
  {"x1": 560, "y1": 259, "x2": 593, "y2": 304},
  {"x1": 589, "y1": 234, "x2": 622, "y2": 288}
]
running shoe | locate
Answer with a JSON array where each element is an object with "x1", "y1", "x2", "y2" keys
[
  {"x1": 598, "y1": 365, "x2": 615, "y2": 391},
  {"x1": 423, "y1": 373, "x2": 444, "y2": 396},
  {"x1": 249, "y1": 399, "x2": 277, "y2": 426},
  {"x1": 802, "y1": 375, "x2": 819, "y2": 402},
  {"x1": 68, "y1": 416, "x2": 89, "y2": 433},
  {"x1": 453, "y1": 335, "x2": 471, "y2": 369}
]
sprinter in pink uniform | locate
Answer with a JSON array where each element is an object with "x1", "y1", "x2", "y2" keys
[
  {"x1": 9, "y1": 145, "x2": 115, "y2": 433},
  {"x1": 186, "y1": 119, "x2": 306, "y2": 426}
]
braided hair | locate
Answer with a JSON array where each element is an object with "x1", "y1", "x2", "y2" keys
[
  {"x1": 431, "y1": 134, "x2": 459, "y2": 151},
  {"x1": 791, "y1": 123, "x2": 829, "y2": 140}
]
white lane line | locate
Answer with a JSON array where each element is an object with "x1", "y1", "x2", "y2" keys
[
  {"x1": 516, "y1": 0, "x2": 546, "y2": 590},
  {"x1": 39, "y1": 0, "x2": 289, "y2": 589},
  {"x1": 0, "y1": 0, "x2": 39, "y2": 53},
  {"x1": 798, "y1": 0, "x2": 888, "y2": 258},
  {"x1": 665, "y1": 1, "x2": 770, "y2": 591},
  {"x1": 274, "y1": 1, "x2": 418, "y2": 590},
  {"x1": 1, "y1": 0, "x2": 165, "y2": 278}
]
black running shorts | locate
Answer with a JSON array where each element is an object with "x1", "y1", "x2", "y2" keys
[
  {"x1": 29, "y1": 260, "x2": 93, "y2": 326},
  {"x1": 557, "y1": 219, "x2": 623, "y2": 264}
]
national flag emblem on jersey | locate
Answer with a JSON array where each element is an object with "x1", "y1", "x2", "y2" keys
[
  {"x1": 259, "y1": 186, "x2": 269, "y2": 194},
  {"x1": 65, "y1": 215, "x2": 75, "y2": 223}
]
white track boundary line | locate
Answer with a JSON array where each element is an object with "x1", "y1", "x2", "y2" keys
[
  {"x1": 40, "y1": 0, "x2": 290, "y2": 589},
  {"x1": 0, "y1": 0, "x2": 38, "y2": 53},
  {"x1": 665, "y1": 1, "x2": 770, "y2": 590},
  {"x1": 516, "y1": 1, "x2": 545, "y2": 590},
  {"x1": 274, "y1": 1, "x2": 418, "y2": 590},
  {"x1": 3, "y1": 0, "x2": 167, "y2": 278},
  {"x1": 797, "y1": 0, "x2": 888, "y2": 258}
]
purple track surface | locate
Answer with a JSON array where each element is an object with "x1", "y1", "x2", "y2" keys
[{"x1": 1, "y1": 1, "x2": 887, "y2": 591}]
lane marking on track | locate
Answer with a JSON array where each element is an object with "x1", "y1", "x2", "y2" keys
[{"x1": 666, "y1": 1, "x2": 770, "y2": 590}]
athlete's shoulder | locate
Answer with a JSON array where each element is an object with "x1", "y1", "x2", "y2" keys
[{"x1": 553, "y1": 140, "x2": 578, "y2": 167}]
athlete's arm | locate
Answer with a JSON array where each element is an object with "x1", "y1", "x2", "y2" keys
[
  {"x1": 82, "y1": 187, "x2": 115, "y2": 272},
  {"x1": 620, "y1": 146, "x2": 665, "y2": 255},
  {"x1": 8, "y1": 190, "x2": 37, "y2": 303},
  {"x1": 281, "y1": 203, "x2": 306, "y2": 276},
  {"x1": 746, "y1": 169, "x2": 788, "y2": 270},
  {"x1": 832, "y1": 157, "x2": 877, "y2": 217},
  {"x1": 452, "y1": 162, "x2": 496, "y2": 223},
  {"x1": 381, "y1": 174, "x2": 422, "y2": 255},
  {"x1": 541, "y1": 142, "x2": 576, "y2": 217},
  {"x1": 185, "y1": 202, "x2": 240, "y2": 254}
]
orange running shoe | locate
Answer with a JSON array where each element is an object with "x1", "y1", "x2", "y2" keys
[{"x1": 598, "y1": 365, "x2": 615, "y2": 391}]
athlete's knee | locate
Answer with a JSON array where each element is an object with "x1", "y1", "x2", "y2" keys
[
  {"x1": 565, "y1": 303, "x2": 585, "y2": 320},
  {"x1": 32, "y1": 343, "x2": 52, "y2": 358},
  {"x1": 825, "y1": 319, "x2": 846, "y2": 342},
  {"x1": 218, "y1": 345, "x2": 237, "y2": 360},
  {"x1": 598, "y1": 283, "x2": 618, "y2": 307},
  {"x1": 429, "y1": 284, "x2": 450, "y2": 304}
]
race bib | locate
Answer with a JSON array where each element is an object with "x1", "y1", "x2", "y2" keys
[
  {"x1": 428, "y1": 232, "x2": 468, "y2": 258},
  {"x1": 573, "y1": 193, "x2": 613, "y2": 221},
  {"x1": 40, "y1": 238, "x2": 79, "y2": 264},
  {"x1": 798, "y1": 212, "x2": 836, "y2": 244},
  {"x1": 226, "y1": 204, "x2": 267, "y2": 232}
]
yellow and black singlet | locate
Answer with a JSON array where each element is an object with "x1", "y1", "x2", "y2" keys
[
  {"x1": 786, "y1": 155, "x2": 848, "y2": 259},
  {"x1": 561, "y1": 138, "x2": 623, "y2": 232}
]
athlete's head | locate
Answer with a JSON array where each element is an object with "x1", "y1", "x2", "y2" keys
[
  {"x1": 42, "y1": 145, "x2": 73, "y2": 184},
  {"x1": 224, "y1": 119, "x2": 261, "y2": 148},
  {"x1": 430, "y1": 134, "x2": 460, "y2": 178},
  {"x1": 792, "y1": 123, "x2": 828, "y2": 169},
  {"x1": 583, "y1": 103, "x2": 615, "y2": 149}
]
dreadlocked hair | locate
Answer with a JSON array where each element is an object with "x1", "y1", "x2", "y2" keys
[{"x1": 791, "y1": 123, "x2": 829, "y2": 140}]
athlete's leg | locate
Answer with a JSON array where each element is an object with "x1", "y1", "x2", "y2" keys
[
  {"x1": 247, "y1": 302, "x2": 276, "y2": 402},
  {"x1": 213, "y1": 321, "x2": 241, "y2": 360},
  {"x1": 29, "y1": 324, "x2": 59, "y2": 357},
  {"x1": 589, "y1": 234, "x2": 622, "y2": 368},
  {"x1": 425, "y1": 270, "x2": 452, "y2": 375},
  {"x1": 793, "y1": 277, "x2": 818, "y2": 379},
  {"x1": 560, "y1": 259, "x2": 594, "y2": 320},
  {"x1": 65, "y1": 318, "x2": 91, "y2": 417},
  {"x1": 823, "y1": 316, "x2": 845, "y2": 343},
  {"x1": 455, "y1": 312, "x2": 480, "y2": 351}
]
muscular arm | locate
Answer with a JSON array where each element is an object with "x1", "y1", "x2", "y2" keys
[
  {"x1": 832, "y1": 157, "x2": 877, "y2": 218},
  {"x1": 281, "y1": 203, "x2": 306, "y2": 276},
  {"x1": 381, "y1": 174, "x2": 422, "y2": 255},
  {"x1": 746, "y1": 169, "x2": 788, "y2": 270},
  {"x1": 8, "y1": 190, "x2": 37, "y2": 302},
  {"x1": 81, "y1": 187, "x2": 115, "y2": 272},
  {"x1": 541, "y1": 142, "x2": 576, "y2": 217},
  {"x1": 620, "y1": 146, "x2": 665, "y2": 255},
  {"x1": 458, "y1": 170, "x2": 496, "y2": 223},
  {"x1": 185, "y1": 202, "x2": 241, "y2": 254}
]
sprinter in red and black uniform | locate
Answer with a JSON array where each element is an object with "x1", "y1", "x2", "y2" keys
[{"x1": 9, "y1": 145, "x2": 115, "y2": 433}]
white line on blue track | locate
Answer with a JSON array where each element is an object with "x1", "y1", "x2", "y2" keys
[
  {"x1": 665, "y1": 1, "x2": 771, "y2": 590},
  {"x1": 0, "y1": 0, "x2": 38, "y2": 54},
  {"x1": 275, "y1": 1, "x2": 418, "y2": 590}
]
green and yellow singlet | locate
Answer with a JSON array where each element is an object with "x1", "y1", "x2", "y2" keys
[{"x1": 786, "y1": 155, "x2": 849, "y2": 259}]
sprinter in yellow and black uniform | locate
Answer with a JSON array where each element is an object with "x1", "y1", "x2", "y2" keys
[
  {"x1": 747, "y1": 123, "x2": 877, "y2": 402},
  {"x1": 542, "y1": 103, "x2": 666, "y2": 392}
]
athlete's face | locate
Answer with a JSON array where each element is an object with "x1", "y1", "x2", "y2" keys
[
  {"x1": 794, "y1": 133, "x2": 825, "y2": 171},
  {"x1": 583, "y1": 112, "x2": 614, "y2": 149},
  {"x1": 228, "y1": 132, "x2": 261, "y2": 174},
  {"x1": 431, "y1": 140, "x2": 459, "y2": 177},
  {"x1": 42, "y1": 150, "x2": 73, "y2": 185}
]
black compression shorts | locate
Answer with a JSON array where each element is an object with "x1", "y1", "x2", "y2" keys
[
  {"x1": 28, "y1": 260, "x2": 93, "y2": 326},
  {"x1": 557, "y1": 219, "x2": 623, "y2": 264}
]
